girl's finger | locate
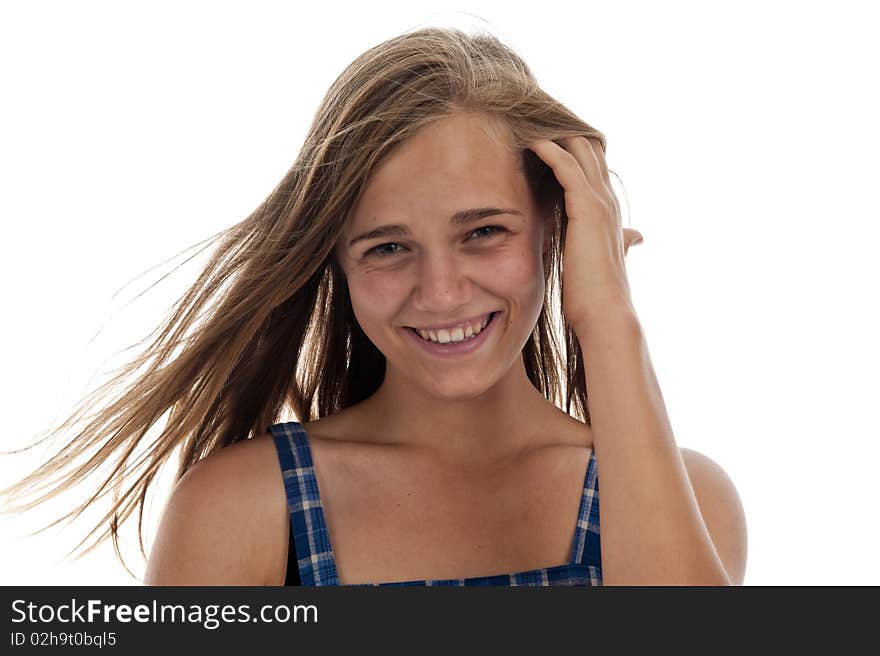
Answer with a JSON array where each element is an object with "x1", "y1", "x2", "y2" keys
[
  {"x1": 558, "y1": 137, "x2": 605, "y2": 192},
  {"x1": 586, "y1": 137, "x2": 612, "y2": 188},
  {"x1": 623, "y1": 228, "x2": 644, "y2": 253},
  {"x1": 527, "y1": 139, "x2": 594, "y2": 199}
]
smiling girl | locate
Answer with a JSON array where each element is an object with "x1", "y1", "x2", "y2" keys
[{"x1": 2, "y1": 27, "x2": 747, "y2": 586}]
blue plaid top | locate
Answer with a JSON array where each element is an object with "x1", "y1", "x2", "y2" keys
[{"x1": 268, "y1": 420, "x2": 602, "y2": 586}]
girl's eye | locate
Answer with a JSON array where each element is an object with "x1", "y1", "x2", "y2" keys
[
  {"x1": 470, "y1": 225, "x2": 506, "y2": 240},
  {"x1": 364, "y1": 225, "x2": 508, "y2": 259},
  {"x1": 367, "y1": 243, "x2": 404, "y2": 257}
]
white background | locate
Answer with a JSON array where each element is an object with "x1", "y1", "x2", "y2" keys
[{"x1": 1, "y1": 0, "x2": 877, "y2": 586}]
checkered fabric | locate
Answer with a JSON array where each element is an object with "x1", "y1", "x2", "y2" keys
[{"x1": 268, "y1": 420, "x2": 602, "y2": 586}]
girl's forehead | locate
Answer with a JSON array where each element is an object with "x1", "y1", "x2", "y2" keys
[
  {"x1": 366, "y1": 115, "x2": 519, "y2": 187},
  {"x1": 358, "y1": 161, "x2": 525, "y2": 218}
]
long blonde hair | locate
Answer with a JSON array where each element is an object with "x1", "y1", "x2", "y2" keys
[{"x1": 1, "y1": 26, "x2": 607, "y2": 575}]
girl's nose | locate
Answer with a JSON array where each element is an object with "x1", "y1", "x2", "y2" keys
[{"x1": 412, "y1": 252, "x2": 471, "y2": 313}]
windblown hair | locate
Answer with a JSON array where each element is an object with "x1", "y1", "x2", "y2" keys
[{"x1": 0, "y1": 26, "x2": 607, "y2": 574}]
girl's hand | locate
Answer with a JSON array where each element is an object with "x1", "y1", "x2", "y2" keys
[{"x1": 528, "y1": 137, "x2": 643, "y2": 331}]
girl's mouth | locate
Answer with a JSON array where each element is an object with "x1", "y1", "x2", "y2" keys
[{"x1": 404, "y1": 311, "x2": 501, "y2": 357}]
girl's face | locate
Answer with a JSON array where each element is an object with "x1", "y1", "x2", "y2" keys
[{"x1": 336, "y1": 112, "x2": 549, "y2": 401}]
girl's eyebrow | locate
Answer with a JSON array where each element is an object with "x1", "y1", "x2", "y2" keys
[{"x1": 347, "y1": 207, "x2": 524, "y2": 248}]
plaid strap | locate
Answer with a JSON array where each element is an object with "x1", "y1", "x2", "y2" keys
[{"x1": 269, "y1": 421, "x2": 340, "y2": 586}]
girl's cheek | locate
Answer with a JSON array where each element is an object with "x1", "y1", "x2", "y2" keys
[
  {"x1": 486, "y1": 247, "x2": 541, "y2": 284},
  {"x1": 488, "y1": 248, "x2": 545, "y2": 309},
  {"x1": 349, "y1": 269, "x2": 408, "y2": 312}
]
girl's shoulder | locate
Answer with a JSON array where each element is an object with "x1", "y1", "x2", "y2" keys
[{"x1": 144, "y1": 431, "x2": 289, "y2": 585}]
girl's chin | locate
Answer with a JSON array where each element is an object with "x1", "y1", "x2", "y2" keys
[{"x1": 398, "y1": 367, "x2": 500, "y2": 401}]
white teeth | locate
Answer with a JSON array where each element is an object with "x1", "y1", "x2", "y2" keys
[{"x1": 414, "y1": 313, "x2": 494, "y2": 344}]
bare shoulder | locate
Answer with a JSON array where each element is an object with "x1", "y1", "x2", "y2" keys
[
  {"x1": 144, "y1": 431, "x2": 289, "y2": 586},
  {"x1": 680, "y1": 447, "x2": 749, "y2": 585}
]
